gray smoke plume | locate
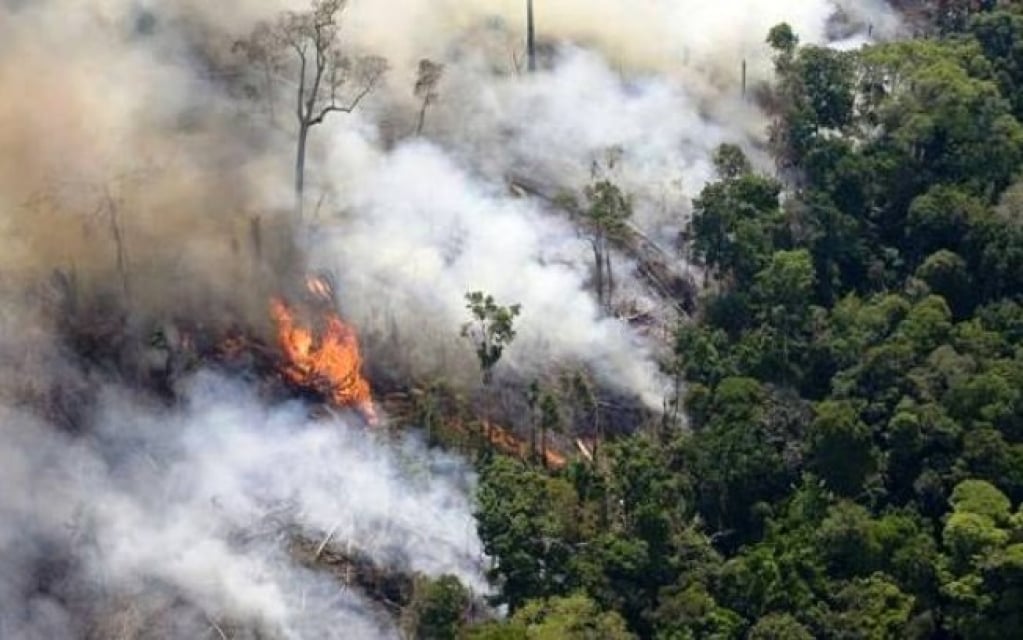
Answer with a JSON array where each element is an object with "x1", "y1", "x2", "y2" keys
[
  {"x1": 0, "y1": 0, "x2": 901, "y2": 401},
  {"x1": 299, "y1": 0, "x2": 901, "y2": 404},
  {"x1": 0, "y1": 370, "x2": 485, "y2": 639}
]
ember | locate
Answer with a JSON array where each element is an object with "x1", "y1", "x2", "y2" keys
[{"x1": 270, "y1": 294, "x2": 378, "y2": 425}]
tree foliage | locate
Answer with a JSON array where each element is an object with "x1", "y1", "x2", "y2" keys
[
  {"x1": 468, "y1": 11, "x2": 1023, "y2": 640},
  {"x1": 581, "y1": 179, "x2": 632, "y2": 310},
  {"x1": 461, "y1": 291, "x2": 521, "y2": 385}
]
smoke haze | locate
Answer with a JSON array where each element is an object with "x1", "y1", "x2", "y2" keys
[
  {"x1": 0, "y1": 0, "x2": 902, "y2": 637},
  {"x1": 0, "y1": 371, "x2": 483, "y2": 639},
  {"x1": 0, "y1": 0, "x2": 900, "y2": 398}
]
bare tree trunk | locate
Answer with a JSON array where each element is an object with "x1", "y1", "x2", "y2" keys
[
  {"x1": 741, "y1": 58, "x2": 747, "y2": 100},
  {"x1": 295, "y1": 123, "x2": 310, "y2": 219},
  {"x1": 526, "y1": 0, "x2": 537, "y2": 73},
  {"x1": 604, "y1": 249, "x2": 613, "y2": 310},
  {"x1": 416, "y1": 97, "x2": 430, "y2": 136},
  {"x1": 592, "y1": 240, "x2": 604, "y2": 309},
  {"x1": 264, "y1": 61, "x2": 277, "y2": 122},
  {"x1": 540, "y1": 423, "x2": 547, "y2": 469},
  {"x1": 249, "y1": 215, "x2": 263, "y2": 262},
  {"x1": 104, "y1": 189, "x2": 130, "y2": 304},
  {"x1": 529, "y1": 410, "x2": 538, "y2": 463},
  {"x1": 673, "y1": 367, "x2": 683, "y2": 425}
]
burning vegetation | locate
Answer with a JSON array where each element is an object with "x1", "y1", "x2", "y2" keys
[
  {"x1": 2, "y1": 0, "x2": 936, "y2": 637},
  {"x1": 269, "y1": 277, "x2": 378, "y2": 425}
]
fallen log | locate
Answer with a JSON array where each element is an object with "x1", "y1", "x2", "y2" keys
[{"x1": 508, "y1": 174, "x2": 698, "y2": 315}]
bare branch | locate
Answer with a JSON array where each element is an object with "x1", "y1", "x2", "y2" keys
[
  {"x1": 315, "y1": 522, "x2": 340, "y2": 559},
  {"x1": 309, "y1": 57, "x2": 386, "y2": 125},
  {"x1": 309, "y1": 81, "x2": 372, "y2": 124},
  {"x1": 235, "y1": 0, "x2": 385, "y2": 215},
  {"x1": 205, "y1": 616, "x2": 228, "y2": 640}
]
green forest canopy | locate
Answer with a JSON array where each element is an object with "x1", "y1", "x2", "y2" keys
[{"x1": 410, "y1": 5, "x2": 1023, "y2": 640}]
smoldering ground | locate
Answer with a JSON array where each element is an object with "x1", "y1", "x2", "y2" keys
[{"x1": 0, "y1": 371, "x2": 485, "y2": 639}]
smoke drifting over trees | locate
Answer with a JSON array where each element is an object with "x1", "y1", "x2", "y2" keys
[
  {"x1": 0, "y1": 373, "x2": 483, "y2": 638},
  {"x1": 0, "y1": 0, "x2": 901, "y2": 399},
  {"x1": 0, "y1": 0, "x2": 909, "y2": 638}
]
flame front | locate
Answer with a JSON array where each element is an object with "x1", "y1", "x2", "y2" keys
[{"x1": 270, "y1": 298, "x2": 378, "y2": 425}]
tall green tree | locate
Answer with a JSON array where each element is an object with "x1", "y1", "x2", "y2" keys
[
  {"x1": 580, "y1": 180, "x2": 632, "y2": 310},
  {"x1": 808, "y1": 400, "x2": 878, "y2": 497},
  {"x1": 404, "y1": 575, "x2": 471, "y2": 640},
  {"x1": 691, "y1": 171, "x2": 785, "y2": 288}
]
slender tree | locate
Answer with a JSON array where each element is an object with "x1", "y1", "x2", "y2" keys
[
  {"x1": 462, "y1": 291, "x2": 521, "y2": 453},
  {"x1": 414, "y1": 59, "x2": 444, "y2": 136},
  {"x1": 526, "y1": 0, "x2": 537, "y2": 72},
  {"x1": 582, "y1": 179, "x2": 632, "y2": 311},
  {"x1": 461, "y1": 291, "x2": 521, "y2": 386},
  {"x1": 538, "y1": 390, "x2": 561, "y2": 469},
  {"x1": 527, "y1": 379, "x2": 540, "y2": 462},
  {"x1": 237, "y1": 0, "x2": 387, "y2": 218}
]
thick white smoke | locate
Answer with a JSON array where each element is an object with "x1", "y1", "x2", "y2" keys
[
  {"x1": 301, "y1": 0, "x2": 900, "y2": 404},
  {"x1": 310, "y1": 138, "x2": 667, "y2": 405},
  {"x1": 0, "y1": 0, "x2": 901, "y2": 405},
  {"x1": 340, "y1": 0, "x2": 901, "y2": 77},
  {"x1": 0, "y1": 371, "x2": 485, "y2": 639}
]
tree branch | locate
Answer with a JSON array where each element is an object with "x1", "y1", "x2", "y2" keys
[
  {"x1": 303, "y1": 22, "x2": 329, "y2": 123},
  {"x1": 293, "y1": 43, "x2": 308, "y2": 121},
  {"x1": 308, "y1": 77, "x2": 378, "y2": 126}
]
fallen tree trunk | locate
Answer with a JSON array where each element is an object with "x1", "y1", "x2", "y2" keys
[{"x1": 508, "y1": 174, "x2": 698, "y2": 316}]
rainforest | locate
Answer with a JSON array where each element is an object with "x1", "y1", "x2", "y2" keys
[{"x1": 0, "y1": 1, "x2": 1021, "y2": 639}]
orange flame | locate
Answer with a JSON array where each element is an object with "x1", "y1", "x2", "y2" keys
[
  {"x1": 480, "y1": 420, "x2": 567, "y2": 469},
  {"x1": 270, "y1": 296, "x2": 378, "y2": 425}
]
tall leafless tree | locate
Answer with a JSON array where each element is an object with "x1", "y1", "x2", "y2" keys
[
  {"x1": 237, "y1": 0, "x2": 387, "y2": 218},
  {"x1": 526, "y1": 0, "x2": 537, "y2": 72},
  {"x1": 413, "y1": 59, "x2": 444, "y2": 136}
]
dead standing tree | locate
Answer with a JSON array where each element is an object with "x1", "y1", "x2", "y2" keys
[
  {"x1": 413, "y1": 59, "x2": 444, "y2": 136},
  {"x1": 25, "y1": 173, "x2": 147, "y2": 308},
  {"x1": 526, "y1": 0, "x2": 537, "y2": 72},
  {"x1": 237, "y1": 0, "x2": 387, "y2": 219}
]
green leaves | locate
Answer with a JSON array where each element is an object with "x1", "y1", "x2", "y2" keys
[
  {"x1": 970, "y1": 9, "x2": 1023, "y2": 120},
  {"x1": 461, "y1": 291, "x2": 521, "y2": 384},
  {"x1": 823, "y1": 574, "x2": 915, "y2": 640},
  {"x1": 795, "y1": 46, "x2": 857, "y2": 131},
  {"x1": 748, "y1": 613, "x2": 813, "y2": 640},
  {"x1": 469, "y1": 18, "x2": 1023, "y2": 640},
  {"x1": 475, "y1": 457, "x2": 577, "y2": 608},
  {"x1": 950, "y1": 479, "x2": 1012, "y2": 524},
  {"x1": 510, "y1": 594, "x2": 636, "y2": 640},
  {"x1": 766, "y1": 23, "x2": 798, "y2": 56},
  {"x1": 712, "y1": 144, "x2": 752, "y2": 181},
  {"x1": 940, "y1": 480, "x2": 1023, "y2": 638},
  {"x1": 876, "y1": 52, "x2": 1023, "y2": 195},
  {"x1": 753, "y1": 250, "x2": 815, "y2": 325},
  {"x1": 404, "y1": 575, "x2": 471, "y2": 640},
  {"x1": 809, "y1": 400, "x2": 877, "y2": 497},
  {"x1": 579, "y1": 178, "x2": 632, "y2": 309},
  {"x1": 583, "y1": 180, "x2": 632, "y2": 239},
  {"x1": 691, "y1": 173, "x2": 784, "y2": 287}
]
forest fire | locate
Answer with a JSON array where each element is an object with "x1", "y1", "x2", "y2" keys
[{"x1": 270, "y1": 288, "x2": 378, "y2": 425}]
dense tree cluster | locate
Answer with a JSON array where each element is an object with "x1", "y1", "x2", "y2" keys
[{"x1": 438, "y1": 4, "x2": 1023, "y2": 639}]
